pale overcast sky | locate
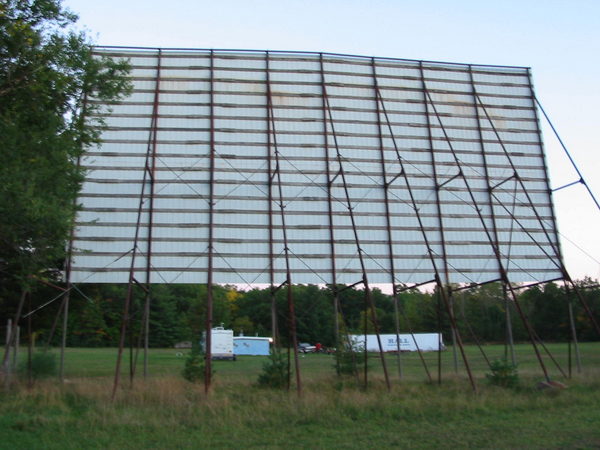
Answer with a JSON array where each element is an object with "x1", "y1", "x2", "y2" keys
[{"x1": 63, "y1": 0, "x2": 600, "y2": 281}]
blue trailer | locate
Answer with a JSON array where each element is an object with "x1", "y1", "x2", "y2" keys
[{"x1": 233, "y1": 337, "x2": 271, "y2": 356}]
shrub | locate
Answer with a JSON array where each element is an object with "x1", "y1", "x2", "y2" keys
[
  {"x1": 18, "y1": 350, "x2": 57, "y2": 380},
  {"x1": 257, "y1": 349, "x2": 288, "y2": 388},
  {"x1": 334, "y1": 344, "x2": 363, "y2": 377},
  {"x1": 182, "y1": 342, "x2": 211, "y2": 383},
  {"x1": 486, "y1": 358, "x2": 519, "y2": 389}
]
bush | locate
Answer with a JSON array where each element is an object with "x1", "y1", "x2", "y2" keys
[
  {"x1": 334, "y1": 344, "x2": 363, "y2": 377},
  {"x1": 182, "y1": 343, "x2": 211, "y2": 383},
  {"x1": 18, "y1": 350, "x2": 57, "y2": 380},
  {"x1": 257, "y1": 349, "x2": 288, "y2": 388},
  {"x1": 486, "y1": 358, "x2": 519, "y2": 389}
]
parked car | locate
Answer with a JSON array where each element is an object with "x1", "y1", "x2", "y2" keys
[{"x1": 298, "y1": 343, "x2": 316, "y2": 353}]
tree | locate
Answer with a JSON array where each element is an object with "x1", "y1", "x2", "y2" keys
[{"x1": 0, "y1": 0, "x2": 130, "y2": 294}]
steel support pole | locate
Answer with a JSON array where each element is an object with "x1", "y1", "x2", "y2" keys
[
  {"x1": 320, "y1": 59, "x2": 390, "y2": 391},
  {"x1": 372, "y1": 84, "x2": 437, "y2": 383},
  {"x1": 265, "y1": 52, "x2": 279, "y2": 348},
  {"x1": 111, "y1": 49, "x2": 163, "y2": 400},
  {"x1": 59, "y1": 290, "x2": 70, "y2": 382},
  {"x1": 532, "y1": 94, "x2": 600, "y2": 212},
  {"x1": 318, "y1": 54, "x2": 343, "y2": 364},
  {"x1": 475, "y1": 92, "x2": 562, "y2": 267},
  {"x1": 503, "y1": 284, "x2": 517, "y2": 366},
  {"x1": 566, "y1": 278, "x2": 600, "y2": 338},
  {"x1": 564, "y1": 284, "x2": 581, "y2": 375},
  {"x1": 426, "y1": 85, "x2": 550, "y2": 383},
  {"x1": 142, "y1": 49, "x2": 162, "y2": 378},
  {"x1": 566, "y1": 295, "x2": 581, "y2": 374},
  {"x1": 2, "y1": 290, "x2": 27, "y2": 388},
  {"x1": 371, "y1": 58, "x2": 403, "y2": 380},
  {"x1": 418, "y1": 62, "x2": 472, "y2": 385},
  {"x1": 204, "y1": 50, "x2": 217, "y2": 394},
  {"x1": 468, "y1": 65, "x2": 507, "y2": 368},
  {"x1": 266, "y1": 53, "x2": 301, "y2": 394},
  {"x1": 474, "y1": 84, "x2": 597, "y2": 372},
  {"x1": 12, "y1": 327, "x2": 19, "y2": 374}
]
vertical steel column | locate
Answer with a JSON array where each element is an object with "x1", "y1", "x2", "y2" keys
[
  {"x1": 111, "y1": 49, "x2": 162, "y2": 399},
  {"x1": 60, "y1": 249, "x2": 72, "y2": 383},
  {"x1": 56, "y1": 91, "x2": 88, "y2": 382},
  {"x1": 142, "y1": 48, "x2": 162, "y2": 378},
  {"x1": 418, "y1": 62, "x2": 467, "y2": 380},
  {"x1": 320, "y1": 56, "x2": 391, "y2": 391},
  {"x1": 565, "y1": 284, "x2": 581, "y2": 374},
  {"x1": 503, "y1": 284, "x2": 517, "y2": 365},
  {"x1": 371, "y1": 58, "x2": 403, "y2": 379},
  {"x1": 425, "y1": 84, "x2": 550, "y2": 383},
  {"x1": 474, "y1": 88, "x2": 599, "y2": 363},
  {"x1": 468, "y1": 65, "x2": 511, "y2": 367},
  {"x1": 204, "y1": 50, "x2": 216, "y2": 394},
  {"x1": 112, "y1": 212, "x2": 145, "y2": 396},
  {"x1": 265, "y1": 54, "x2": 302, "y2": 394},
  {"x1": 1, "y1": 290, "x2": 27, "y2": 387},
  {"x1": 265, "y1": 52, "x2": 278, "y2": 347},
  {"x1": 59, "y1": 158, "x2": 81, "y2": 382},
  {"x1": 372, "y1": 80, "x2": 438, "y2": 383},
  {"x1": 318, "y1": 54, "x2": 342, "y2": 360},
  {"x1": 12, "y1": 327, "x2": 19, "y2": 372},
  {"x1": 474, "y1": 93, "x2": 562, "y2": 267}
]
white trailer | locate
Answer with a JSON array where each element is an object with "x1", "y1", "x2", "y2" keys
[
  {"x1": 203, "y1": 327, "x2": 235, "y2": 360},
  {"x1": 349, "y1": 333, "x2": 444, "y2": 352}
]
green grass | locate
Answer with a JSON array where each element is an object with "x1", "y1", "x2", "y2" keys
[
  {"x1": 56, "y1": 341, "x2": 600, "y2": 383},
  {"x1": 1, "y1": 343, "x2": 599, "y2": 449}
]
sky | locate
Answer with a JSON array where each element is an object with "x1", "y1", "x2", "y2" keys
[{"x1": 63, "y1": 0, "x2": 600, "y2": 281}]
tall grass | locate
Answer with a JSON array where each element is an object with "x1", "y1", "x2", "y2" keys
[{"x1": 1, "y1": 344, "x2": 599, "y2": 448}]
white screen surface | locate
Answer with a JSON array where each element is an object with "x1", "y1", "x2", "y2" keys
[{"x1": 70, "y1": 48, "x2": 562, "y2": 286}]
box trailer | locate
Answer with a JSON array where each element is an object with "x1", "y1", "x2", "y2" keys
[
  {"x1": 349, "y1": 333, "x2": 444, "y2": 352},
  {"x1": 202, "y1": 327, "x2": 235, "y2": 360},
  {"x1": 233, "y1": 336, "x2": 271, "y2": 356}
]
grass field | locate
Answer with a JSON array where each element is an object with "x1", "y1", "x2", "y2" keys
[{"x1": 1, "y1": 343, "x2": 599, "y2": 449}]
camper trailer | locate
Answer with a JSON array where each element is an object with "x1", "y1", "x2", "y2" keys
[{"x1": 203, "y1": 327, "x2": 235, "y2": 360}]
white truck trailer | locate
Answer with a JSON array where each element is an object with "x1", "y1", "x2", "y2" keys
[
  {"x1": 349, "y1": 333, "x2": 444, "y2": 352},
  {"x1": 203, "y1": 327, "x2": 235, "y2": 360}
]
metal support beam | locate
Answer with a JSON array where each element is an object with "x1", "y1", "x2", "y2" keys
[
  {"x1": 372, "y1": 57, "x2": 433, "y2": 382},
  {"x1": 419, "y1": 62, "x2": 467, "y2": 382},
  {"x1": 112, "y1": 49, "x2": 162, "y2": 399},
  {"x1": 565, "y1": 284, "x2": 581, "y2": 374},
  {"x1": 2, "y1": 290, "x2": 27, "y2": 388},
  {"x1": 265, "y1": 52, "x2": 279, "y2": 348},
  {"x1": 267, "y1": 53, "x2": 302, "y2": 394},
  {"x1": 425, "y1": 80, "x2": 550, "y2": 382},
  {"x1": 475, "y1": 92, "x2": 562, "y2": 263},
  {"x1": 204, "y1": 50, "x2": 216, "y2": 394},
  {"x1": 319, "y1": 53, "x2": 348, "y2": 379},
  {"x1": 467, "y1": 65, "x2": 505, "y2": 369},
  {"x1": 321, "y1": 55, "x2": 390, "y2": 391},
  {"x1": 143, "y1": 49, "x2": 162, "y2": 379},
  {"x1": 533, "y1": 95, "x2": 600, "y2": 212},
  {"x1": 474, "y1": 76, "x2": 600, "y2": 366}
]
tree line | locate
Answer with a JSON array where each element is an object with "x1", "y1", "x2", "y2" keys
[{"x1": 2, "y1": 279, "x2": 597, "y2": 349}]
